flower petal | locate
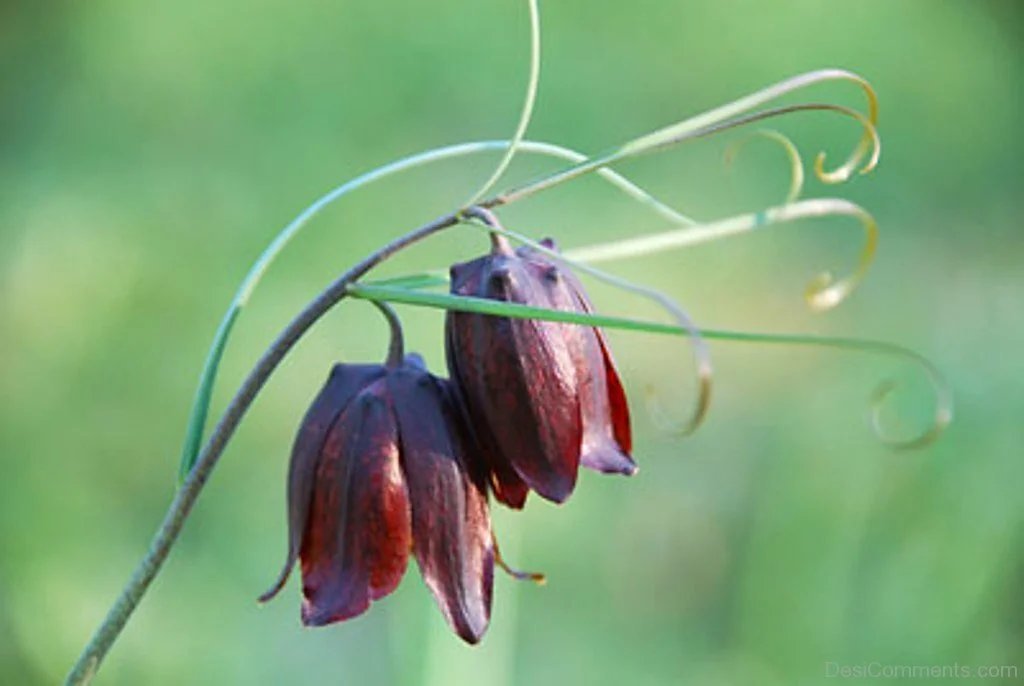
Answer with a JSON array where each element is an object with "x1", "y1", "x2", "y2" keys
[
  {"x1": 594, "y1": 323, "x2": 633, "y2": 454},
  {"x1": 260, "y1": 364, "x2": 387, "y2": 602},
  {"x1": 388, "y1": 368, "x2": 494, "y2": 644},
  {"x1": 568, "y1": 283, "x2": 634, "y2": 474},
  {"x1": 300, "y1": 385, "x2": 412, "y2": 626},
  {"x1": 521, "y1": 244, "x2": 635, "y2": 476},
  {"x1": 445, "y1": 317, "x2": 530, "y2": 509}
]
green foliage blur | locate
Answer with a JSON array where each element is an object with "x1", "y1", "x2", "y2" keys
[{"x1": 2, "y1": 1, "x2": 1021, "y2": 684}]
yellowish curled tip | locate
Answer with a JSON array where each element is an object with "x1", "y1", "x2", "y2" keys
[
  {"x1": 814, "y1": 82, "x2": 881, "y2": 183},
  {"x1": 800, "y1": 201, "x2": 879, "y2": 311}
]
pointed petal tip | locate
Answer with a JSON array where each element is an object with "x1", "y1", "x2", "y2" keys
[
  {"x1": 457, "y1": 624, "x2": 487, "y2": 645},
  {"x1": 580, "y1": 445, "x2": 637, "y2": 476},
  {"x1": 490, "y1": 476, "x2": 529, "y2": 510},
  {"x1": 257, "y1": 558, "x2": 295, "y2": 604},
  {"x1": 299, "y1": 602, "x2": 322, "y2": 627},
  {"x1": 300, "y1": 597, "x2": 372, "y2": 628},
  {"x1": 513, "y1": 468, "x2": 575, "y2": 504},
  {"x1": 443, "y1": 595, "x2": 491, "y2": 645},
  {"x1": 452, "y1": 591, "x2": 492, "y2": 645},
  {"x1": 537, "y1": 482, "x2": 575, "y2": 505}
]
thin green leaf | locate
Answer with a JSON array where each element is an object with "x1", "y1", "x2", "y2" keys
[
  {"x1": 364, "y1": 272, "x2": 449, "y2": 290},
  {"x1": 498, "y1": 72, "x2": 880, "y2": 205},
  {"x1": 347, "y1": 283, "x2": 684, "y2": 335},
  {"x1": 347, "y1": 283, "x2": 952, "y2": 449},
  {"x1": 564, "y1": 198, "x2": 878, "y2": 312},
  {"x1": 178, "y1": 307, "x2": 240, "y2": 480}
]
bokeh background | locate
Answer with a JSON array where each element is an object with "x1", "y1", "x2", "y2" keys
[{"x1": 2, "y1": 1, "x2": 1022, "y2": 684}]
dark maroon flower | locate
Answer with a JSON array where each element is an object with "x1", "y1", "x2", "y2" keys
[
  {"x1": 445, "y1": 236, "x2": 634, "y2": 508},
  {"x1": 260, "y1": 354, "x2": 494, "y2": 644}
]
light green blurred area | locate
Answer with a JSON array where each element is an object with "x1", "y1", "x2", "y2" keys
[{"x1": 1, "y1": 1, "x2": 1022, "y2": 684}]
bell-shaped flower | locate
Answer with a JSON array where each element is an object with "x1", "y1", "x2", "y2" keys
[
  {"x1": 260, "y1": 354, "x2": 494, "y2": 644},
  {"x1": 445, "y1": 236, "x2": 634, "y2": 508}
]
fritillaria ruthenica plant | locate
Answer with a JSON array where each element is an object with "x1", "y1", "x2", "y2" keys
[{"x1": 65, "y1": 1, "x2": 954, "y2": 683}]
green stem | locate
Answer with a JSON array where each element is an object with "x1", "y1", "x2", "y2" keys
[{"x1": 465, "y1": 0, "x2": 541, "y2": 204}]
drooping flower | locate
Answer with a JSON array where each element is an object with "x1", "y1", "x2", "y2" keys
[
  {"x1": 445, "y1": 235, "x2": 634, "y2": 508},
  {"x1": 259, "y1": 354, "x2": 494, "y2": 644}
]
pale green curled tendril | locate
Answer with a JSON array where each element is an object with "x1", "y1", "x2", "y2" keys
[
  {"x1": 499, "y1": 69, "x2": 880, "y2": 205},
  {"x1": 565, "y1": 198, "x2": 879, "y2": 312},
  {"x1": 632, "y1": 103, "x2": 878, "y2": 171},
  {"x1": 465, "y1": 0, "x2": 541, "y2": 205},
  {"x1": 631, "y1": 69, "x2": 878, "y2": 185},
  {"x1": 346, "y1": 283, "x2": 951, "y2": 449},
  {"x1": 460, "y1": 208, "x2": 712, "y2": 434},
  {"x1": 175, "y1": 138, "x2": 692, "y2": 480},
  {"x1": 723, "y1": 129, "x2": 805, "y2": 204},
  {"x1": 710, "y1": 331, "x2": 953, "y2": 450}
]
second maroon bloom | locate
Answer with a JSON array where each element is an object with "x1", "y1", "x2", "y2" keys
[{"x1": 445, "y1": 236, "x2": 634, "y2": 508}]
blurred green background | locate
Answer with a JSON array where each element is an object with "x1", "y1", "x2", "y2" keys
[{"x1": 2, "y1": 1, "x2": 1022, "y2": 684}]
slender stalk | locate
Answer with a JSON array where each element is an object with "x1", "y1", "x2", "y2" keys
[
  {"x1": 64, "y1": 212, "x2": 460, "y2": 686},
  {"x1": 464, "y1": 0, "x2": 541, "y2": 204},
  {"x1": 372, "y1": 301, "x2": 406, "y2": 369}
]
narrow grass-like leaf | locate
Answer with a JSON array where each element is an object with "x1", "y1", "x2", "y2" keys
[
  {"x1": 365, "y1": 272, "x2": 449, "y2": 290},
  {"x1": 348, "y1": 283, "x2": 951, "y2": 449},
  {"x1": 498, "y1": 74, "x2": 880, "y2": 205},
  {"x1": 177, "y1": 307, "x2": 240, "y2": 481},
  {"x1": 348, "y1": 283, "x2": 684, "y2": 334},
  {"x1": 564, "y1": 198, "x2": 879, "y2": 312}
]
